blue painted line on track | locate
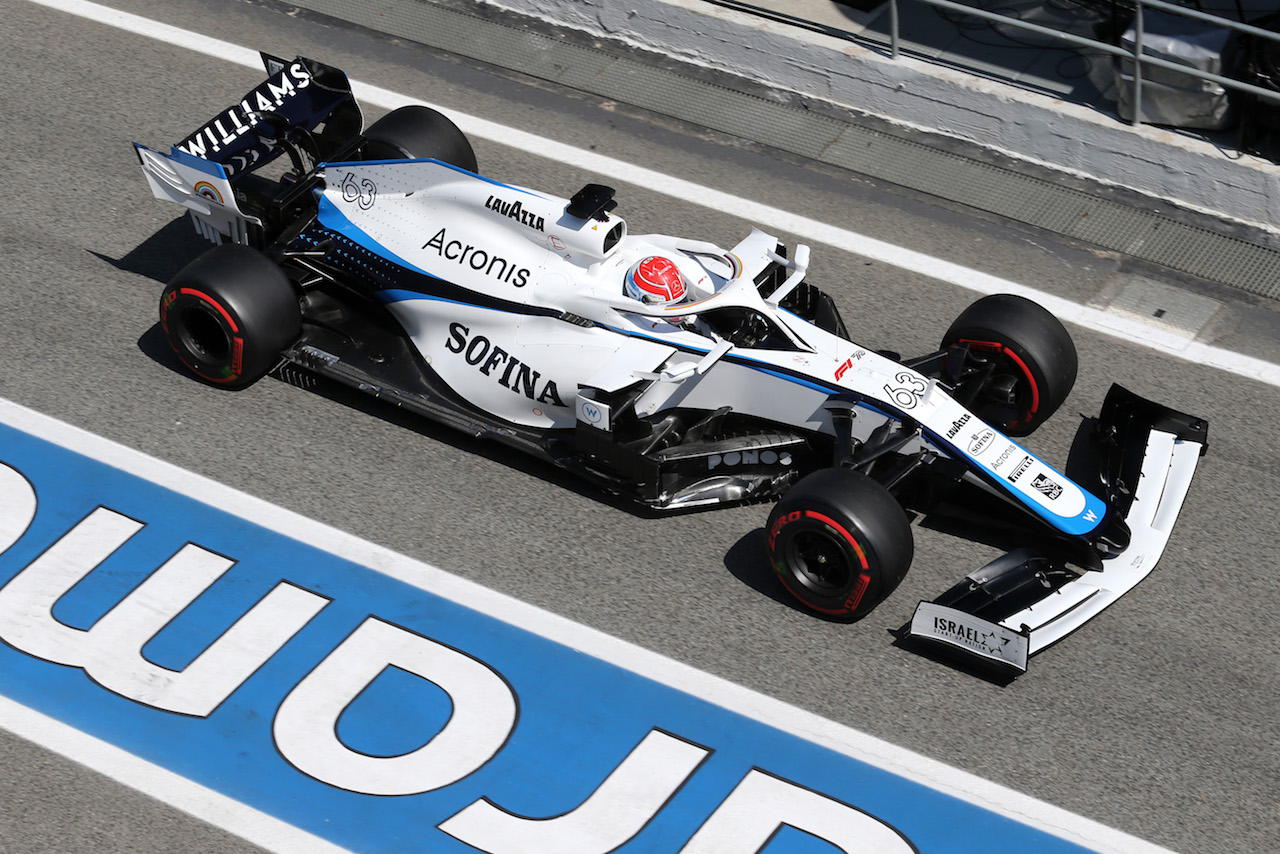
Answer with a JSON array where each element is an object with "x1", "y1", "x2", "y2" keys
[{"x1": 0, "y1": 418, "x2": 1097, "y2": 854}]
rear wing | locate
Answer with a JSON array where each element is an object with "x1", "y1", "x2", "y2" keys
[
  {"x1": 174, "y1": 53, "x2": 360, "y2": 180},
  {"x1": 907, "y1": 384, "x2": 1208, "y2": 674},
  {"x1": 133, "y1": 53, "x2": 362, "y2": 247}
]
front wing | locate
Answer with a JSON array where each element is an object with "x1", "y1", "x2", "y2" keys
[{"x1": 907, "y1": 384, "x2": 1208, "y2": 673}]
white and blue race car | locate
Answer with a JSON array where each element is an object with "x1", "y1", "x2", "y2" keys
[{"x1": 134, "y1": 54, "x2": 1208, "y2": 673}]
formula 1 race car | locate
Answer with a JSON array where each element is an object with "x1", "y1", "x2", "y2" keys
[{"x1": 134, "y1": 54, "x2": 1208, "y2": 673}]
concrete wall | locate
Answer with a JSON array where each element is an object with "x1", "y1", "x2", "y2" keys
[
  {"x1": 475, "y1": 0, "x2": 1280, "y2": 235},
  {"x1": 294, "y1": 0, "x2": 1280, "y2": 235}
]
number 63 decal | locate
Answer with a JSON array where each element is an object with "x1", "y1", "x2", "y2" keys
[
  {"x1": 883, "y1": 371, "x2": 928, "y2": 409},
  {"x1": 341, "y1": 172, "x2": 377, "y2": 210}
]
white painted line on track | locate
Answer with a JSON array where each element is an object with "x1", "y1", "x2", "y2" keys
[
  {"x1": 0, "y1": 694, "x2": 355, "y2": 854},
  {"x1": 30, "y1": 0, "x2": 1280, "y2": 391}
]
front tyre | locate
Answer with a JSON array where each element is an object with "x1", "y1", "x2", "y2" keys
[
  {"x1": 943, "y1": 294, "x2": 1077, "y2": 437},
  {"x1": 160, "y1": 244, "x2": 301, "y2": 390},
  {"x1": 766, "y1": 468, "x2": 913, "y2": 620}
]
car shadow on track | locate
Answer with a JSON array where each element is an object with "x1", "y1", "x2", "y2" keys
[
  {"x1": 94, "y1": 217, "x2": 211, "y2": 285},
  {"x1": 887, "y1": 628, "x2": 1021, "y2": 685},
  {"x1": 723, "y1": 528, "x2": 798, "y2": 610},
  {"x1": 724, "y1": 527, "x2": 880, "y2": 621}
]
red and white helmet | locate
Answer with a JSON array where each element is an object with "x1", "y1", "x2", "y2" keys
[{"x1": 625, "y1": 256, "x2": 686, "y2": 306}]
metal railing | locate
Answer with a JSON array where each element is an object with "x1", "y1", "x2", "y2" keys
[{"x1": 880, "y1": 0, "x2": 1280, "y2": 127}]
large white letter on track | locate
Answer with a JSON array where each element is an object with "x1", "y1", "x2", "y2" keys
[
  {"x1": 273, "y1": 617, "x2": 517, "y2": 796},
  {"x1": 0, "y1": 507, "x2": 329, "y2": 716},
  {"x1": 680, "y1": 769, "x2": 914, "y2": 853},
  {"x1": 0, "y1": 462, "x2": 36, "y2": 556},
  {"x1": 439, "y1": 729, "x2": 710, "y2": 853}
]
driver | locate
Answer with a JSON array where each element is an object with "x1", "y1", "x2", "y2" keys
[
  {"x1": 624, "y1": 255, "x2": 687, "y2": 309},
  {"x1": 625, "y1": 255, "x2": 703, "y2": 329}
]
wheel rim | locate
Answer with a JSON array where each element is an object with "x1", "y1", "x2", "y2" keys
[
  {"x1": 961, "y1": 339, "x2": 1039, "y2": 431},
  {"x1": 179, "y1": 305, "x2": 232, "y2": 363},
  {"x1": 786, "y1": 529, "x2": 854, "y2": 594}
]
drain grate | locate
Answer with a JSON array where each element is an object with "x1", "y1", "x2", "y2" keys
[{"x1": 294, "y1": 0, "x2": 1280, "y2": 300}]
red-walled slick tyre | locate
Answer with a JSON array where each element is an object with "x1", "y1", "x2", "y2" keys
[
  {"x1": 159, "y1": 244, "x2": 301, "y2": 390},
  {"x1": 363, "y1": 105, "x2": 478, "y2": 171},
  {"x1": 766, "y1": 468, "x2": 914, "y2": 620},
  {"x1": 943, "y1": 294, "x2": 1077, "y2": 437}
]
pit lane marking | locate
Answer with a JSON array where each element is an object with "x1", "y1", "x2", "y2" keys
[{"x1": 0, "y1": 398, "x2": 1172, "y2": 854}]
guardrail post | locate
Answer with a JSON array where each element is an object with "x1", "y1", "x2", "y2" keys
[
  {"x1": 1132, "y1": 3, "x2": 1145, "y2": 127},
  {"x1": 890, "y1": 0, "x2": 900, "y2": 60}
]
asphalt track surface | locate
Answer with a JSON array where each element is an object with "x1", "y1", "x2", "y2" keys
[{"x1": 2, "y1": 0, "x2": 1279, "y2": 852}]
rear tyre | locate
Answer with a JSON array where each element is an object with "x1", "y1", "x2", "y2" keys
[
  {"x1": 159, "y1": 244, "x2": 300, "y2": 390},
  {"x1": 943, "y1": 294, "x2": 1077, "y2": 437},
  {"x1": 362, "y1": 105, "x2": 478, "y2": 171},
  {"x1": 766, "y1": 468, "x2": 913, "y2": 620}
]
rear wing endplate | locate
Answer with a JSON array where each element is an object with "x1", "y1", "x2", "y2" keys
[{"x1": 133, "y1": 144, "x2": 256, "y2": 245}]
